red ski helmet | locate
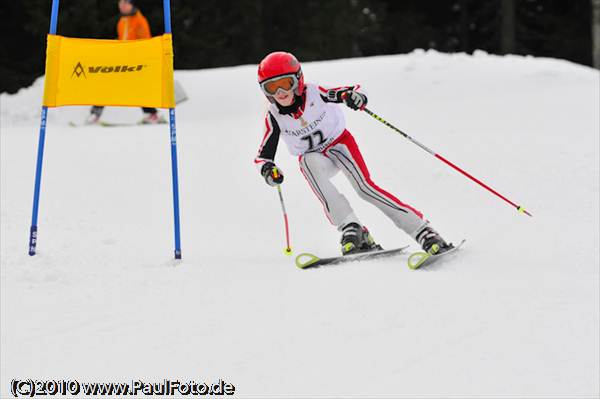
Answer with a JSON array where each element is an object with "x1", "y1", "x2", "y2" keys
[{"x1": 258, "y1": 52, "x2": 305, "y2": 97}]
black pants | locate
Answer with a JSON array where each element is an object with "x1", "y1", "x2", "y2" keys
[{"x1": 90, "y1": 106, "x2": 156, "y2": 117}]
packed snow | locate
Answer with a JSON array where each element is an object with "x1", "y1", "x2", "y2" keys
[{"x1": 1, "y1": 50, "x2": 599, "y2": 397}]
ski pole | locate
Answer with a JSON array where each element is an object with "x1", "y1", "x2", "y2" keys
[
  {"x1": 272, "y1": 168, "x2": 293, "y2": 255},
  {"x1": 362, "y1": 107, "x2": 532, "y2": 217}
]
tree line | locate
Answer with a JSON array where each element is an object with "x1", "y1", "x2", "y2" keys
[{"x1": 0, "y1": 0, "x2": 595, "y2": 94}]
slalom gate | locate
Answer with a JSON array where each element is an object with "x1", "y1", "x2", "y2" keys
[{"x1": 28, "y1": 0, "x2": 183, "y2": 259}]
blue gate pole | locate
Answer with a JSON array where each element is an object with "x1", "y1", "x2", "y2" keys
[
  {"x1": 163, "y1": 0, "x2": 182, "y2": 259},
  {"x1": 29, "y1": 0, "x2": 60, "y2": 256}
]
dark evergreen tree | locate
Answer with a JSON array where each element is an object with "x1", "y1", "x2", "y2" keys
[{"x1": 0, "y1": 0, "x2": 594, "y2": 94}]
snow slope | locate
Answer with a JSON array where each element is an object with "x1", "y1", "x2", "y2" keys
[{"x1": 1, "y1": 50, "x2": 599, "y2": 398}]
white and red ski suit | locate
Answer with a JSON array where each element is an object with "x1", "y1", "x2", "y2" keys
[{"x1": 255, "y1": 83, "x2": 427, "y2": 238}]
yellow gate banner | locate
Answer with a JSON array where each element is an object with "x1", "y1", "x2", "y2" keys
[{"x1": 43, "y1": 34, "x2": 175, "y2": 108}]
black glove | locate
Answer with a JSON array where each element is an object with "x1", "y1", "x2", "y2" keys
[
  {"x1": 343, "y1": 90, "x2": 368, "y2": 111},
  {"x1": 261, "y1": 162, "x2": 284, "y2": 186}
]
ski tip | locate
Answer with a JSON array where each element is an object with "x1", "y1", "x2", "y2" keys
[
  {"x1": 295, "y1": 253, "x2": 320, "y2": 269},
  {"x1": 407, "y1": 251, "x2": 430, "y2": 270},
  {"x1": 408, "y1": 239, "x2": 466, "y2": 270}
]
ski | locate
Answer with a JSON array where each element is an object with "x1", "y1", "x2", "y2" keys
[
  {"x1": 69, "y1": 121, "x2": 137, "y2": 128},
  {"x1": 68, "y1": 119, "x2": 166, "y2": 128},
  {"x1": 100, "y1": 121, "x2": 140, "y2": 127},
  {"x1": 407, "y1": 239, "x2": 466, "y2": 269},
  {"x1": 295, "y1": 245, "x2": 410, "y2": 269}
]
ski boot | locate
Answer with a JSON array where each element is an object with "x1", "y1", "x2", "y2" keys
[
  {"x1": 85, "y1": 106, "x2": 103, "y2": 125},
  {"x1": 416, "y1": 226, "x2": 453, "y2": 255},
  {"x1": 84, "y1": 112, "x2": 100, "y2": 125},
  {"x1": 340, "y1": 223, "x2": 383, "y2": 255},
  {"x1": 140, "y1": 112, "x2": 167, "y2": 124}
]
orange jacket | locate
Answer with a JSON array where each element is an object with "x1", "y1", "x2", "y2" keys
[{"x1": 117, "y1": 10, "x2": 151, "y2": 40}]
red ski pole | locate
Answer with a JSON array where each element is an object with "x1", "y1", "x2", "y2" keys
[{"x1": 363, "y1": 108, "x2": 532, "y2": 217}]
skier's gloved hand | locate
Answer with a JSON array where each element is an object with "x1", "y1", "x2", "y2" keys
[
  {"x1": 261, "y1": 162, "x2": 284, "y2": 186},
  {"x1": 343, "y1": 90, "x2": 368, "y2": 111}
]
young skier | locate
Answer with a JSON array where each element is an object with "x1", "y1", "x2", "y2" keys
[
  {"x1": 254, "y1": 51, "x2": 453, "y2": 256},
  {"x1": 85, "y1": 0, "x2": 165, "y2": 125}
]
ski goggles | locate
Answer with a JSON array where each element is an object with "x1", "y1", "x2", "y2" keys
[{"x1": 260, "y1": 74, "x2": 298, "y2": 96}]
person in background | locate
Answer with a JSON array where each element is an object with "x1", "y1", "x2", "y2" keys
[{"x1": 85, "y1": 0, "x2": 165, "y2": 125}]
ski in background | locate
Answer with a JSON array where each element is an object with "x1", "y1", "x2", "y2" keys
[
  {"x1": 69, "y1": 80, "x2": 187, "y2": 127},
  {"x1": 68, "y1": 119, "x2": 166, "y2": 127}
]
